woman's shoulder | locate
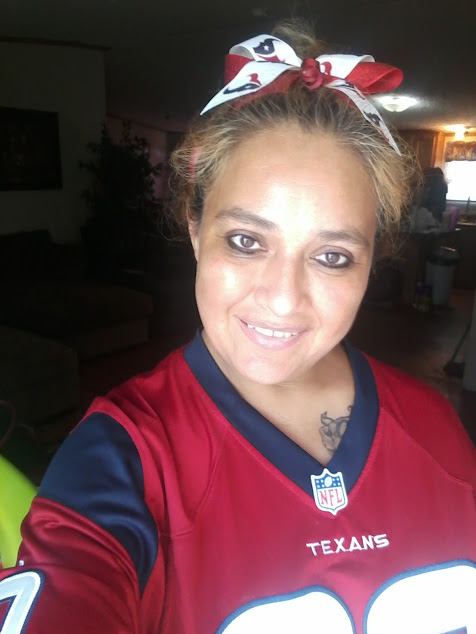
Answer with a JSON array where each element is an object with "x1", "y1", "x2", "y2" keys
[
  {"x1": 364, "y1": 353, "x2": 458, "y2": 423},
  {"x1": 363, "y1": 352, "x2": 476, "y2": 485},
  {"x1": 90, "y1": 345, "x2": 201, "y2": 428},
  {"x1": 53, "y1": 344, "x2": 228, "y2": 535},
  {"x1": 86, "y1": 342, "x2": 227, "y2": 468}
]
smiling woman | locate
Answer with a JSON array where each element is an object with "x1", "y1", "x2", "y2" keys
[
  {"x1": 0, "y1": 20, "x2": 475, "y2": 634},
  {"x1": 188, "y1": 128, "x2": 377, "y2": 440}
]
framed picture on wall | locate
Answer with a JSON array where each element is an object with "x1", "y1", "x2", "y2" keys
[{"x1": 0, "y1": 106, "x2": 63, "y2": 190}]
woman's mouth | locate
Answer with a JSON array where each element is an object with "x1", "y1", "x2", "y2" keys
[{"x1": 245, "y1": 322, "x2": 298, "y2": 339}]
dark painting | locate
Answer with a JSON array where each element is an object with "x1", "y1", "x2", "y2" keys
[{"x1": 0, "y1": 106, "x2": 63, "y2": 190}]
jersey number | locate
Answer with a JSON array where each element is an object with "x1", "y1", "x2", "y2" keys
[
  {"x1": 0, "y1": 571, "x2": 43, "y2": 634},
  {"x1": 1, "y1": 563, "x2": 474, "y2": 633},
  {"x1": 219, "y1": 562, "x2": 476, "y2": 633}
]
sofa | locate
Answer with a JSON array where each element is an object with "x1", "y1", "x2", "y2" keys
[
  {"x1": 0, "y1": 230, "x2": 154, "y2": 360},
  {"x1": 0, "y1": 229, "x2": 154, "y2": 428}
]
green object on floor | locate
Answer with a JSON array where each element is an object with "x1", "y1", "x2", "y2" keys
[
  {"x1": 0, "y1": 401, "x2": 48, "y2": 486},
  {"x1": 0, "y1": 454, "x2": 36, "y2": 569}
]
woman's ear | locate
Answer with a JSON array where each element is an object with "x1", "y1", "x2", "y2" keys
[{"x1": 188, "y1": 216, "x2": 200, "y2": 261}]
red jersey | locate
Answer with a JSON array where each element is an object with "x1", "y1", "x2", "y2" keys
[{"x1": 1, "y1": 333, "x2": 475, "y2": 633}]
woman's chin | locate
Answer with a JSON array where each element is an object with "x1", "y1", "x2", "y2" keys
[{"x1": 226, "y1": 356, "x2": 312, "y2": 389}]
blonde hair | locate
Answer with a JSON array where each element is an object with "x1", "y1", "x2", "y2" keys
[{"x1": 169, "y1": 22, "x2": 418, "y2": 251}]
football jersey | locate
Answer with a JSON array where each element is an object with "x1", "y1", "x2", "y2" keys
[{"x1": 1, "y1": 332, "x2": 475, "y2": 633}]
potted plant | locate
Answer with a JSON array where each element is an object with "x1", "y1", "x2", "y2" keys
[{"x1": 80, "y1": 122, "x2": 162, "y2": 278}]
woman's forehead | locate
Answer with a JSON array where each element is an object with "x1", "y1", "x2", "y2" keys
[
  {"x1": 201, "y1": 130, "x2": 377, "y2": 241},
  {"x1": 207, "y1": 128, "x2": 375, "y2": 209},
  {"x1": 220, "y1": 125, "x2": 366, "y2": 180}
]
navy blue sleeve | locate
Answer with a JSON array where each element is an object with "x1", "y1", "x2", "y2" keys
[{"x1": 38, "y1": 413, "x2": 158, "y2": 595}]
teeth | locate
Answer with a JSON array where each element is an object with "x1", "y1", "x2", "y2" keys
[
  {"x1": 247, "y1": 323, "x2": 297, "y2": 338},
  {"x1": 255, "y1": 326, "x2": 273, "y2": 337}
]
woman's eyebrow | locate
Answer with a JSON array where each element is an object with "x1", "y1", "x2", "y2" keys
[
  {"x1": 315, "y1": 229, "x2": 371, "y2": 249},
  {"x1": 215, "y1": 207, "x2": 277, "y2": 231}
]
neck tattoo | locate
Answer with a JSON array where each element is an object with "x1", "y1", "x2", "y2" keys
[{"x1": 319, "y1": 405, "x2": 352, "y2": 455}]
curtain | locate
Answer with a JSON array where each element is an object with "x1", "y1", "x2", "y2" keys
[{"x1": 445, "y1": 141, "x2": 476, "y2": 161}]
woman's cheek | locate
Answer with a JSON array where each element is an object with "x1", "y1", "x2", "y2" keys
[
  {"x1": 205, "y1": 251, "x2": 251, "y2": 295},
  {"x1": 221, "y1": 265, "x2": 248, "y2": 296},
  {"x1": 315, "y1": 274, "x2": 367, "y2": 315},
  {"x1": 196, "y1": 255, "x2": 238, "y2": 308}
]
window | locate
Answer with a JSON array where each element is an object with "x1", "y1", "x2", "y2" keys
[{"x1": 444, "y1": 135, "x2": 476, "y2": 201}]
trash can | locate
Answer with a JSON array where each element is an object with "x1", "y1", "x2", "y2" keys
[{"x1": 425, "y1": 246, "x2": 460, "y2": 306}]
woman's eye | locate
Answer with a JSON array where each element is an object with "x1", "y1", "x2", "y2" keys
[
  {"x1": 228, "y1": 234, "x2": 260, "y2": 252},
  {"x1": 315, "y1": 252, "x2": 351, "y2": 268}
]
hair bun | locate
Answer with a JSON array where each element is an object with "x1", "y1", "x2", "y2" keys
[{"x1": 272, "y1": 19, "x2": 331, "y2": 60}]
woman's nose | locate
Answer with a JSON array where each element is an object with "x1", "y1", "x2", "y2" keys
[{"x1": 254, "y1": 255, "x2": 308, "y2": 317}]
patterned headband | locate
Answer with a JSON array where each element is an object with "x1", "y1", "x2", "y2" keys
[{"x1": 201, "y1": 34, "x2": 403, "y2": 154}]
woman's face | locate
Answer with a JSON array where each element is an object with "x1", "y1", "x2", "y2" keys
[{"x1": 189, "y1": 125, "x2": 378, "y2": 388}]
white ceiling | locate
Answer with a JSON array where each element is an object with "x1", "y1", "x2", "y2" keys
[{"x1": 1, "y1": 0, "x2": 475, "y2": 132}]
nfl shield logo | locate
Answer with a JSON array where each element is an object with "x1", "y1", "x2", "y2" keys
[{"x1": 310, "y1": 468, "x2": 348, "y2": 515}]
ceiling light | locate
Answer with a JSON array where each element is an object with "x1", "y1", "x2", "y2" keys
[
  {"x1": 446, "y1": 124, "x2": 467, "y2": 141},
  {"x1": 378, "y1": 95, "x2": 418, "y2": 113}
]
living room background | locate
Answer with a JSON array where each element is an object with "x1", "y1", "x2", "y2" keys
[{"x1": 0, "y1": 40, "x2": 105, "y2": 243}]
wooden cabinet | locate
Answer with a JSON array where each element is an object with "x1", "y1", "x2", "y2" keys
[{"x1": 398, "y1": 129, "x2": 443, "y2": 170}]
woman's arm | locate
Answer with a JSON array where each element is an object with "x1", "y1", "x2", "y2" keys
[{"x1": 0, "y1": 412, "x2": 161, "y2": 633}]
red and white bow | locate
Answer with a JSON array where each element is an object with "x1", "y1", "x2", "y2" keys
[{"x1": 201, "y1": 34, "x2": 403, "y2": 153}]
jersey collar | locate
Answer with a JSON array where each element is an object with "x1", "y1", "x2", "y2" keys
[{"x1": 184, "y1": 331, "x2": 379, "y2": 498}]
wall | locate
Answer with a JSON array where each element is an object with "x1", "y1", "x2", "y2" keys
[{"x1": 0, "y1": 41, "x2": 105, "y2": 243}]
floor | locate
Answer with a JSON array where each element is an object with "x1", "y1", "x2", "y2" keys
[
  {"x1": 349, "y1": 289, "x2": 476, "y2": 444},
  {"x1": 32, "y1": 287, "x2": 475, "y2": 479}
]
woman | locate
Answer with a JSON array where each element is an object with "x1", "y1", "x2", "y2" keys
[
  {"x1": 422, "y1": 166, "x2": 448, "y2": 222},
  {"x1": 1, "y1": 24, "x2": 475, "y2": 634}
]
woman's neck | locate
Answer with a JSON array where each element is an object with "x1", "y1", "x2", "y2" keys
[{"x1": 204, "y1": 337, "x2": 356, "y2": 465}]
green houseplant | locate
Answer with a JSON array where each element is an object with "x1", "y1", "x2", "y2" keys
[{"x1": 80, "y1": 122, "x2": 162, "y2": 277}]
